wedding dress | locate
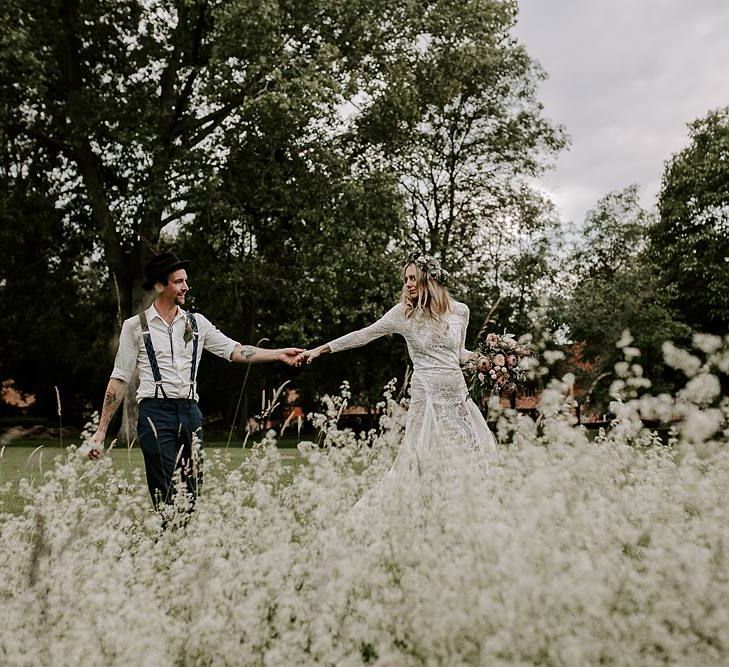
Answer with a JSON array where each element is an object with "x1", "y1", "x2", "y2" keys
[{"x1": 327, "y1": 301, "x2": 497, "y2": 478}]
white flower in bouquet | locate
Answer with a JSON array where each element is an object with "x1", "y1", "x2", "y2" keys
[{"x1": 502, "y1": 337, "x2": 518, "y2": 351}]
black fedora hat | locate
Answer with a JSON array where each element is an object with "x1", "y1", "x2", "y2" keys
[{"x1": 142, "y1": 252, "x2": 190, "y2": 290}]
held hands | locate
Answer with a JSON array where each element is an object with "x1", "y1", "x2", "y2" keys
[
  {"x1": 278, "y1": 346, "x2": 326, "y2": 367},
  {"x1": 278, "y1": 347, "x2": 306, "y2": 367}
]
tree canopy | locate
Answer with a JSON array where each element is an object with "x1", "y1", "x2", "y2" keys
[
  {"x1": 1, "y1": 0, "x2": 566, "y2": 427},
  {"x1": 557, "y1": 186, "x2": 691, "y2": 408},
  {"x1": 651, "y1": 106, "x2": 729, "y2": 334}
]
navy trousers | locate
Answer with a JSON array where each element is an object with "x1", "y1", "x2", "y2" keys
[{"x1": 137, "y1": 398, "x2": 204, "y2": 509}]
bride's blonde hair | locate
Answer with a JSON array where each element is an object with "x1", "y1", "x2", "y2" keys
[{"x1": 401, "y1": 262, "x2": 453, "y2": 320}]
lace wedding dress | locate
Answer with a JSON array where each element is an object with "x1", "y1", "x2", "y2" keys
[{"x1": 327, "y1": 301, "x2": 497, "y2": 478}]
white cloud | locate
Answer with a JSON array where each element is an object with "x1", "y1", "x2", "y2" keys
[{"x1": 513, "y1": 0, "x2": 729, "y2": 224}]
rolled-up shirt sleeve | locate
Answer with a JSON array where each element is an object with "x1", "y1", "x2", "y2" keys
[
  {"x1": 110, "y1": 317, "x2": 140, "y2": 382},
  {"x1": 198, "y1": 314, "x2": 240, "y2": 361}
]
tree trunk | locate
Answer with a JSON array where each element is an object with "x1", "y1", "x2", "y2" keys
[
  {"x1": 111, "y1": 262, "x2": 153, "y2": 446},
  {"x1": 117, "y1": 369, "x2": 140, "y2": 448}
]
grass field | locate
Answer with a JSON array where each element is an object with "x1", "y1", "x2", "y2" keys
[{"x1": 0, "y1": 439, "x2": 304, "y2": 514}]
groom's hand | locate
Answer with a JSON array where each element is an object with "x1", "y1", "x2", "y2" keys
[
  {"x1": 86, "y1": 431, "x2": 105, "y2": 460},
  {"x1": 278, "y1": 348, "x2": 305, "y2": 367}
]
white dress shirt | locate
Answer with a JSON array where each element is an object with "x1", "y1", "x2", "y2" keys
[{"x1": 111, "y1": 305, "x2": 239, "y2": 402}]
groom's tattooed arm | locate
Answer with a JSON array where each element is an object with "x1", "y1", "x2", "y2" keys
[
  {"x1": 87, "y1": 378, "x2": 128, "y2": 456},
  {"x1": 232, "y1": 345, "x2": 258, "y2": 363},
  {"x1": 98, "y1": 378, "x2": 128, "y2": 435},
  {"x1": 231, "y1": 344, "x2": 304, "y2": 366}
]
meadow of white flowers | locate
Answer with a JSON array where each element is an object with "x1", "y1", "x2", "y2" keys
[{"x1": 1, "y1": 334, "x2": 729, "y2": 666}]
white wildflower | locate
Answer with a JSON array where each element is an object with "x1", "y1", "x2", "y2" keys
[
  {"x1": 681, "y1": 374, "x2": 722, "y2": 405},
  {"x1": 693, "y1": 333, "x2": 723, "y2": 354},
  {"x1": 616, "y1": 330, "x2": 634, "y2": 348},
  {"x1": 543, "y1": 350, "x2": 565, "y2": 365},
  {"x1": 680, "y1": 408, "x2": 723, "y2": 444},
  {"x1": 663, "y1": 341, "x2": 702, "y2": 376},
  {"x1": 615, "y1": 361, "x2": 630, "y2": 378},
  {"x1": 3, "y1": 376, "x2": 729, "y2": 665}
]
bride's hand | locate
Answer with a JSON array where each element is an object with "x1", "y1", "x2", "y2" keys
[{"x1": 303, "y1": 347, "x2": 322, "y2": 365}]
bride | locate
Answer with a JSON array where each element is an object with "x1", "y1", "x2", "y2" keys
[{"x1": 303, "y1": 251, "x2": 496, "y2": 477}]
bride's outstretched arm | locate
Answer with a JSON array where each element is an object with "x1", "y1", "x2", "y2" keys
[{"x1": 304, "y1": 305, "x2": 403, "y2": 364}]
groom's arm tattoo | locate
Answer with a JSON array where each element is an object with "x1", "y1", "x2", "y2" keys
[
  {"x1": 233, "y1": 344, "x2": 257, "y2": 363},
  {"x1": 104, "y1": 388, "x2": 117, "y2": 410},
  {"x1": 101, "y1": 387, "x2": 120, "y2": 421},
  {"x1": 98, "y1": 379, "x2": 126, "y2": 430}
]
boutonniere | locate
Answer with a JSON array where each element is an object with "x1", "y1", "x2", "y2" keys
[{"x1": 183, "y1": 314, "x2": 194, "y2": 346}]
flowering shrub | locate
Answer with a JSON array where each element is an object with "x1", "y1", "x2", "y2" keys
[{"x1": 1, "y1": 337, "x2": 729, "y2": 665}]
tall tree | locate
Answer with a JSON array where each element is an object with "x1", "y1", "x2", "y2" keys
[
  {"x1": 1, "y1": 0, "x2": 565, "y2": 424},
  {"x1": 352, "y1": 0, "x2": 566, "y2": 273},
  {"x1": 173, "y1": 107, "x2": 407, "y2": 426},
  {"x1": 1, "y1": 0, "x2": 421, "y2": 318},
  {"x1": 0, "y1": 142, "x2": 114, "y2": 418},
  {"x1": 559, "y1": 186, "x2": 690, "y2": 408},
  {"x1": 462, "y1": 186, "x2": 562, "y2": 336},
  {"x1": 0, "y1": 0, "x2": 425, "y2": 421},
  {"x1": 651, "y1": 106, "x2": 729, "y2": 333}
]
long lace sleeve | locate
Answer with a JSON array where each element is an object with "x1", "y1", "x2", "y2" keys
[
  {"x1": 458, "y1": 303, "x2": 474, "y2": 363},
  {"x1": 327, "y1": 305, "x2": 404, "y2": 354}
]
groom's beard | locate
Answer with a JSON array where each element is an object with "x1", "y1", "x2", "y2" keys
[{"x1": 175, "y1": 293, "x2": 187, "y2": 305}]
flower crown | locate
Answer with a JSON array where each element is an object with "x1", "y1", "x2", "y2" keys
[{"x1": 405, "y1": 251, "x2": 450, "y2": 285}]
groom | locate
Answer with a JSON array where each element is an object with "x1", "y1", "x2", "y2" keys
[{"x1": 87, "y1": 252, "x2": 303, "y2": 509}]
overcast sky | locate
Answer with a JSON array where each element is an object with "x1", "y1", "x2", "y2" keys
[{"x1": 512, "y1": 1, "x2": 729, "y2": 225}]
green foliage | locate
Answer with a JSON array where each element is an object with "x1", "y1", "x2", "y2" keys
[
  {"x1": 460, "y1": 187, "x2": 563, "y2": 341},
  {"x1": 558, "y1": 186, "x2": 691, "y2": 407},
  {"x1": 1, "y1": 0, "x2": 423, "y2": 312},
  {"x1": 353, "y1": 0, "x2": 566, "y2": 275},
  {"x1": 1, "y1": 0, "x2": 563, "y2": 424},
  {"x1": 651, "y1": 106, "x2": 729, "y2": 333},
  {"x1": 0, "y1": 135, "x2": 114, "y2": 417},
  {"x1": 172, "y1": 111, "x2": 408, "y2": 424}
]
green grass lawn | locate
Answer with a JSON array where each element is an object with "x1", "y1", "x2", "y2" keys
[{"x1": 0, "y1": 438, "x2": 305, "y2": 515}]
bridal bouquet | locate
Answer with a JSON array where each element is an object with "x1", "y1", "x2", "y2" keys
[{"x1": 463, "y1": 333, "x2": 533, "y2": 399}]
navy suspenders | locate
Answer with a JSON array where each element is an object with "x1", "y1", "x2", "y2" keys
[
  {"x1": 187, "y1": 313, "x2": 199, "y2": 399},
  {"x1": 139, "y1": 311, "x2": 199, "y2": 400},
  {"x1": 139, "y1": 311, "x2": 167, "y2": 399}
]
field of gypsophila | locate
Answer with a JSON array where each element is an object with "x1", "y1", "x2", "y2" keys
[{"x1": 1, "y1": 333, "x2": 729, "y2": 666}]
